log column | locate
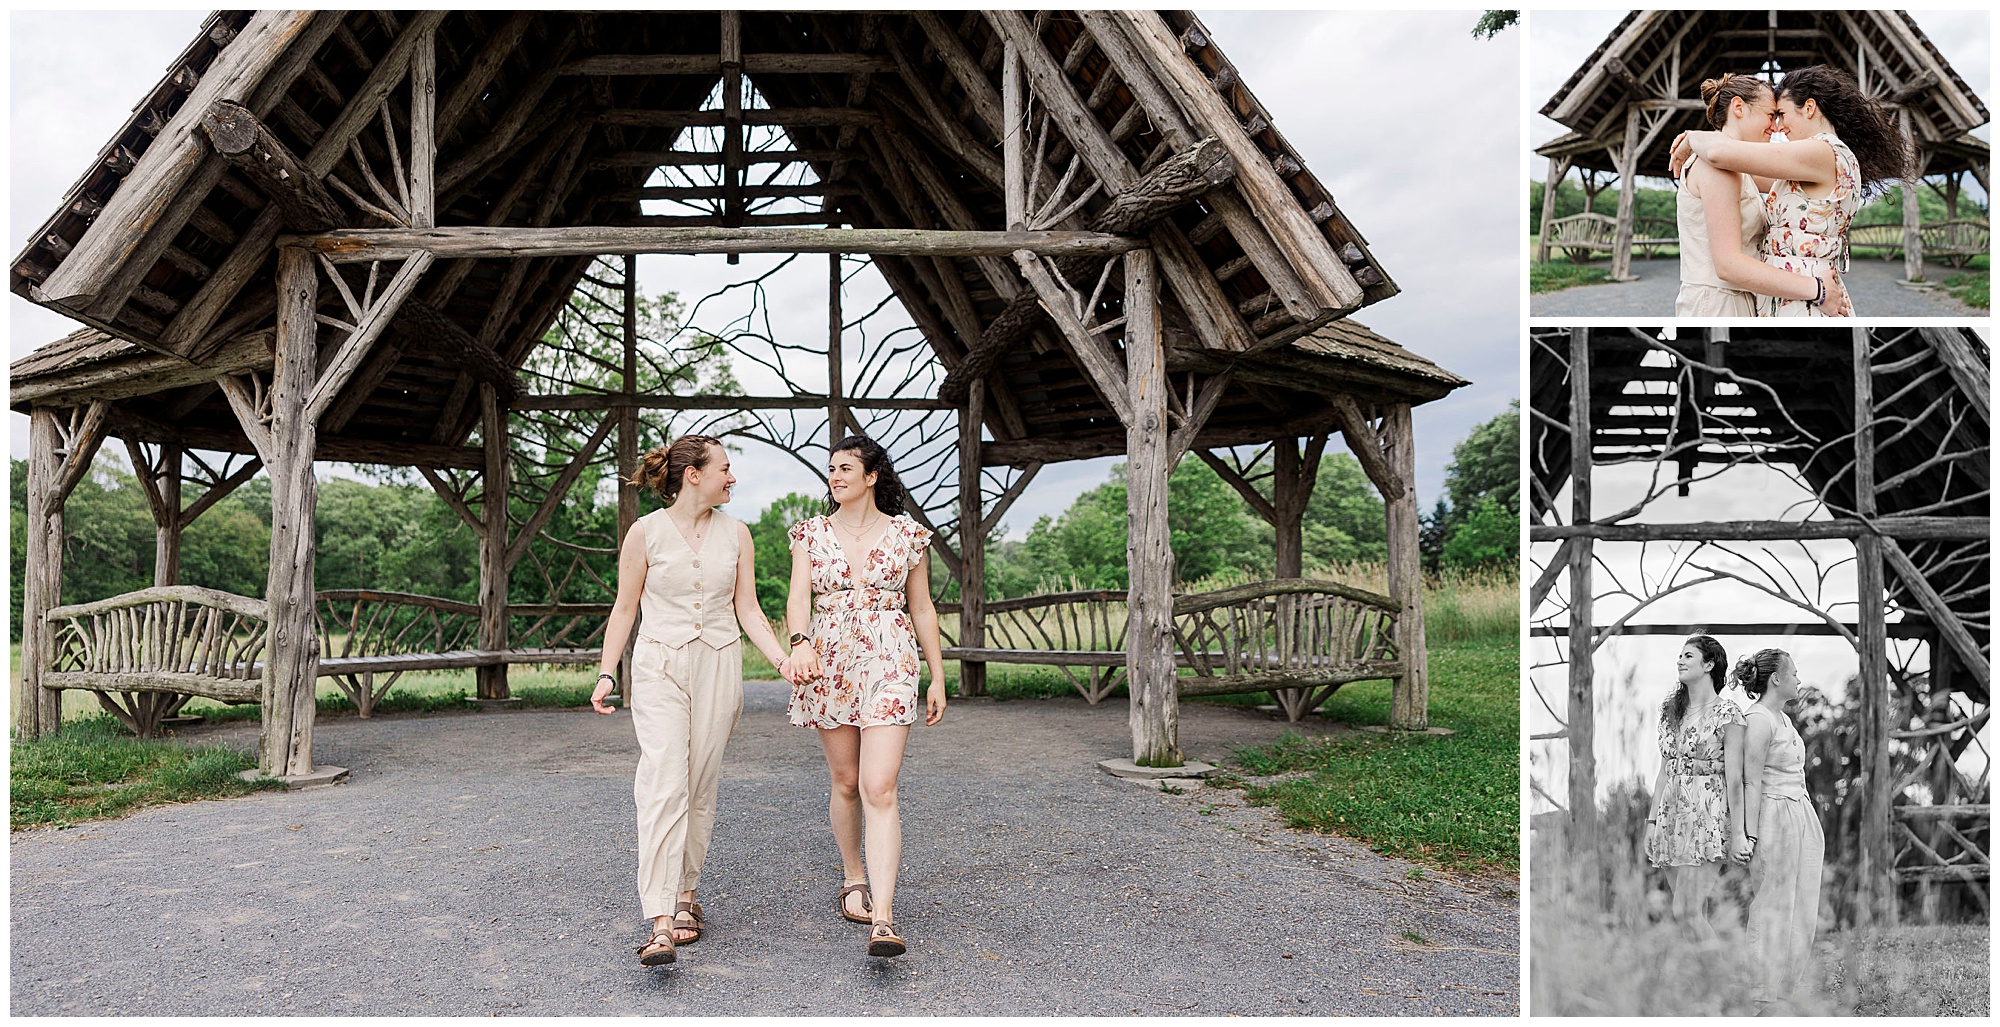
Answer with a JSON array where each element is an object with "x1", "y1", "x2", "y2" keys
[
  {"x1": 616, "y1": 254, "x2": 639, "y2": 706},
  {"x1": 1899, "y1": 108, "x2": 1926, "y2": 283},
  {"x1": 477, "y1": 383, "x2": 512, "y2": 701},
  {"x1": 1610, "y1": 105, "x2": 1641, "y2": 281},
  {"x1": 18, "y1": 407, "x2": 108, "y2": 738},
  {"x1": 1853, "y1": 326, "x2": 1896, "y2": 924},
  {"x1": 1124, "y1": 249, "x2": 1180, "y2": 767},
  {"x1": 261, "y1": 247, "x2": 322, "y2": 776},
  {"x1": 1273, "y1": 441, "x2": 1306, "y2": 578},
  {"x1": 1536, "y1": 155, "x2": 1571, "y2": 265},
  {"x1": 1384, "y1": 405, "x2": 1430, "y2": 732},
  {"x1": 1566, "y1": 327, "x2": 1601, "y2": 902},
  {"x1": 957, "y1": 385, "x2": 988, "y2": 698}
]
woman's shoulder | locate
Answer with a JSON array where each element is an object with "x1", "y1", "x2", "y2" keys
[
  {"x1": 787, "y1": 513, "x2": 826, "y2": 542},
  {"x1": 1709, "y1": 695, "x2": 1747, "y2": 724},
  {"x1": 894, "y1": 514, "x2": 932, "y2": 542}
]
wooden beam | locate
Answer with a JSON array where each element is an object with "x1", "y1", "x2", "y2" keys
[
  {"x1": 1529, "y1": 517, "x2": 1989, "y2": 542},
  {"x1": 37, "y1": 12, "x2": 320, "y2": 309},
  {"x1": 504, "y1": 413, "x2": 617, "y2": 569},
  {"x1": 303, "y1": 252, "x2": 435, "y2": 424},
  {"x1": 292, "y1": 226, "x2": 1142, "y2": 262},
  {"x1": 200, "y1": 100, "x2": 349, "y2": 231},
  {"x1": 1881, "y1": 538, "x2": 1990, "y2": 688},
  {"x1": 1854, "y1": 326, "x2": 1893, "y2": 926},
  {"x1": 1012, "y1": 249, "x2": 1132, "y2": 425},
  {"x1": 1123, "y1": 248, "x2": 1180, "y2": 766},
  {"x1": 476, "y1": 385, "x2": 510, "y2": 701},
  {"x1": 1566, "y1": 327, "x2": 1600, "y2": 897},
  {"x1": 1328, "y1": 393, "x2": 1406, "y2": 500},
  {"x1": 560, "y1": 53, "x2": 895, "y2": 76},
  {"x1": 408, "y1": 23, "x2": 436, "y2": 228},
  {"x1": 178, "y1": 455, "x2": 262, "y2": 528},
  {"x1": 1196, "y1": 448, "x2": 1279, "y2": 522},
  {"x1": 958, "y1": 385, "x2": 988, "y2": 698},
  {"x1": 48, "y1": 401, "x2": 113, "y2": 505}
]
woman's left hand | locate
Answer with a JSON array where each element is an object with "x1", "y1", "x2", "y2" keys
[
  {"x1": 924, "y1": 678, "x2": 947, "y2": 726},
  {"x1": 1669, "y1": 131, "x2": 1694, "y2": 177}
]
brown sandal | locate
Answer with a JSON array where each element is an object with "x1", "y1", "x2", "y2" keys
[
  {"x1": 868, "y1": 920, "x2": 906, "y2": 958},
  {"x1": 635, "y1": 922, "x2": 677, "y2": 966},
  {"x1": 672, "y1": 900, "x2": 704, "y2": 945},
  {"x1": 837, "y1": 882, "x2": 873, "y2": 925}
]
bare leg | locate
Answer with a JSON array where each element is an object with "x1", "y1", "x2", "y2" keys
[
  {"x1": 817, "y1": 726, "x2": 867, "y2": 917},
  {"x1": 1672, "y1": 864, "x2": 1719, "y2": 941},
  {"x1": 858, "y1": 724, "x2": 911, "y2": 925}
]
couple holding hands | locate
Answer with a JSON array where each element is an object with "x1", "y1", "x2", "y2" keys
[{"x1": 587, "y1": 433, "x2": 947, "y2": 966}]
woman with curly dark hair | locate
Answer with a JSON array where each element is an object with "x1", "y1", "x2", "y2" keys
[
  {"x1": 1643, "y1": 635, "x2": 1748, "y2": 940},
  {"x1": 1672, "y1": 64, "x2": 1910, "y2": 316},
  {"x1": 783, "y1": 435, "x2": 946, "y2": 958}
]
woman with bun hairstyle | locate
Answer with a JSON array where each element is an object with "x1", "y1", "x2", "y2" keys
[
  {"x1": 1674, "y1": 64, "x2": 1909, "y2": 316},
  {"x1": 1674, "y1": 74, "x2": 1849, "y2": 317},
  {"x1": 1644, "y1": 635, "x2": 1749, "y2": 938},
  {"x1": 1732, "y1": 648, "x2": 1824, "y2": 1007},
  {"x1": 784, "y1": 435, "x2": 947, "y2": 958},
  {"x1": 591, "y1": 435, "x2": 799, "y2": 966}
]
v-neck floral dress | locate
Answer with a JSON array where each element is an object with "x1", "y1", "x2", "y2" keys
[
  {"x1": 1759, "y1": 132, "x2": 1860, "y2": 317},
  {"x1": 786, "y1": 513, "x2": 933, "y2": 728},
  {"x1": 1645, "y1": 695, "x2": 1746, "y2": 868}
]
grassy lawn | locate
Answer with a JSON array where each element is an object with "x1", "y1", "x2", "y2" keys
[
  {"x1": 1227, "y1": 639, "x2": 1518, "y2": 875},
  {"x1": 1942, "y1": 269, "x2": 1989, "y2": 309},
  {"x1": 1530, "y1": 257, "x2": 1614, "y2": 293},
  {"x1": 10, "y1": 717, "x2": 280, "y2": 831}
]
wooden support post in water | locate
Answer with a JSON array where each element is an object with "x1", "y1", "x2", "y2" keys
[
  {"x1": 1610, "y1": 105, "x2": 1641, "y2": 282},
  {"x1": 1566, "y1": 327, "x2": 1601, "y2": 902},
  {"x1": 957, "y1": 384, "x2": 987, "y2": 697},
  {"x1": 1123, "y1": 249, "x2": 1180, "y2": 766},
  {"x1": 260, "y1": 246, "x2": 322, "y2": 776},
  {"x1": 1853, "y1": 326, "x2": 1896, "y2": 925},
  {"x1": 1384, "y1": 405, "x2": 1429, "y2": 732},
  {"x1": 477, "y1": 384, "x2": 512, "y2": 701},
  {"x1": 616, "y1": 254, "x2": 639, "y2": 706}
]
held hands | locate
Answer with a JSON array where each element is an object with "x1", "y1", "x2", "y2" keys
[
  {"x1": 1729, "y1": 830, "x2": 1755, "y2": 865},
  {"x1": 780, "y1": 646, "x2": 822, "y2": 686}
]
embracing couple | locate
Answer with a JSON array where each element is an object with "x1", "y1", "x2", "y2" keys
[
  {"x1": 587, "y1": 433, "x2": 947, "y2": 966},
  {"x1": 1646, "y1": 636, "x2": 1824, "y2": 1009},
  {"x1": 1671, "y1": 65, "x2": 1910, "y2": 318}
]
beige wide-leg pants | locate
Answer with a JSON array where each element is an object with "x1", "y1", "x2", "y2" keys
[{"x1": 631, "y1": 635, "x2": 743, "y2": 920}]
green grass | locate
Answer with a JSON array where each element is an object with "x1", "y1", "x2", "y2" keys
[
  {"x1": 1942, "y1": 270, "x2": 1989, "y2": 310},
  {"x1": 1228, "y1": 641, "x2": 1520, "y2": 874},
  {"x1": 1531, "y1": 257, "x2": 1614, "y2": 293},
  {"x1": 10, "y1": 717, "x2": 280, "y2": 831}
]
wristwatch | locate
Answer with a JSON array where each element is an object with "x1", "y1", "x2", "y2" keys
[{"x1": 789, "y1": 632, "x2": 809, "y2": 646}]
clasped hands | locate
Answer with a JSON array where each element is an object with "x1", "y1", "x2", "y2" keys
[{"x1": 777, "y1": 646, "x2": 822, "y2": 686}]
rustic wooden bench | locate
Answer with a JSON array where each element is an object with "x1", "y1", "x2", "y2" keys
[
  {"x1": 1848, "y1": 219, "x2": 1990, "y2": 269},
  {"x1": 1545, "y1": 212, "x2": 1678, "y2": 262}
]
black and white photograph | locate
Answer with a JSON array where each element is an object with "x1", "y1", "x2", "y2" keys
[
  {"x1": 1527, "y1": 325, "x2": 1990, "y2": 1015},
  {"x1": 1529, "y1": 10, "x2": 1990, "y2": 318}
]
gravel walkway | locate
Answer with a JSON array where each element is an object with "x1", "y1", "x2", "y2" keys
[
  {"x1": 1531, "y1": 257, "x2": 1983, "y2": 317},
  {"x1": 10, "y1": 682, "x2": 1518, "y2": 1016}
]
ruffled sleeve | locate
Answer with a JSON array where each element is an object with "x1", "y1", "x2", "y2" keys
[
  {"x1": 787, "y1": 516, "x2": 813, "y2": 553},
  {"x1": 1712, "y1": 696, "x2": 1747, "y2": 729},
  {"x1": 901, "y1": 516, "x2": 933, "y2": 575}
]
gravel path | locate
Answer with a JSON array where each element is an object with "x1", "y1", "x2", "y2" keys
[
  {"x1": 1531, "y1": 257, "x2": 1983, "y2": 317},
  {"x1": 10, "y1": 682, "x2": 1519, "y2": 1016}
]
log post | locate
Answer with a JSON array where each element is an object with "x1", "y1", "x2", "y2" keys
[
  {"x1": 1610, "y1": 105, "x2": 1641, "y2": 282},
  {"x1": 1853, "y1": 326, "x2": 1896, "y2": 925},
  {"x1": 477, "y1": 383, "x2": 512, "y2": 701},
  {"x1": 1566, "y1": 327, "x2": 1601, "y2": 903},
  {"x1": 1274, "y1": 441, "x2": 1304, "y2": 578},
  {"x1": 616, "y1": 254, "x2": 639, "y2": 706},
  {"x1": 19, "y1": 410, "x2": 67, "y2": 738},
  {"x1": 260, "y1": 246, "x2": 322, "y2": 777},
  {"x1": 1002, "y1": 42, "x2": 1024, "y2": 230},
  {"x1": 1537, "y1": 155, "x2": 1571, "y2": 264},
  {"x1": 828, "y1": 253, "x2": 846, "y2": 447},
  {"x1": 1899, "y1": 109, "x2": 1925, "y2": 283},
  {"x1": 1383, "y1": 405, "x2": 1429, "y2": 733},
  {"x1": 957, "y1": 384, "x2": 988, "y2": 698},
  {"x1": 409, "y1": 22, "x2": 437, "y2": 228},
  {"x1": 1124, "y1": 249, "x2": 1180, "y2": 767}
]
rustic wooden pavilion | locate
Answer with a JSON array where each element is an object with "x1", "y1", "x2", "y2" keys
[
  {"x1": 1529, "y1": 326, "x2": 1990, "y2": 923},
  {"x1": 1535, "y1": 10, "x2": 1992, "y2": 281},
  {"x1": 11, "y1": 11, "x2": 1468, "y2": 779}
]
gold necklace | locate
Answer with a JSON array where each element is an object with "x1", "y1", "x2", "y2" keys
[{"x1": 833, "y1": 508, "x2": 880, "y2": 541}]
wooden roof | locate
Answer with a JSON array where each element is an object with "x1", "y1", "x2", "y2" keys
[
  {"x1": 1536, "y1": 10, "x2": 1990, "y2": 177},
  {"x1": 11, "y1": 11, "x2": 1455, "y2": 467}
]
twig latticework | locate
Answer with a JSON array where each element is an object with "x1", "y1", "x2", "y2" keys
[{"x1": 1529, "y1": 325, "x2": 1990, "y2": 923}]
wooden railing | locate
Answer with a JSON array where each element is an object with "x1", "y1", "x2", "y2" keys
[
  {"x1": 1544, "y1": 212, "x2": 1678, "y2": 262},
  {"x1": 1849, "y1": 219, "x2": 1990, "y2": 268},
  {"x1": 943, "y1": 577, "x2": 1403, "y2": 720}
]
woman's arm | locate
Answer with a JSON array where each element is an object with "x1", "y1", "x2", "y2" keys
[
  {"x1": 905, "y1": 552, "x2": 948, "y2": 726},
  {"x1": 1685, "y1": 132, "x2": 1837, "y2": 189},
  {"x1": 592, "y1": 522, "x2": 649, "y2": 713},
  {"x1": 785, "y1": 527, "x2": 821, "y2": 681},
  {"x1": 1739, "y1": 712, "x2": 1774, "y2": 863},
  {"x1": 1648, "y1": 759, "x2": 1670, "y2": 823},
  {"x1": 1692, "y1": 159, "x2": 1823, "y2": 304},
  {"x1": 732, "y1": 523, "x2": 793, "y2": 678},
  {"x1": 1723, "y1": 719, "x2": 1749, "y2": 857}
]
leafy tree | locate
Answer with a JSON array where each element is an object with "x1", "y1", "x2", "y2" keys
[
  {"x1": 1441, "y1": 494, "x2": 1517, "y2": 570},
  {"x1": 1301, "y1": 452, "x2": 1387, "y2": 567},
  {"x1": 1419, "y1": 497, "x2": 1452, "y2": 574},
  {"x1": 1437, "y1": 402, "x2": 1521, "y2": 571},
  {"x1": 747, "y1": 492, "x2": 821, "y2": 620},
  {"x1": 1472, "y1": 10, "x2": 1518, "y2": 39}
]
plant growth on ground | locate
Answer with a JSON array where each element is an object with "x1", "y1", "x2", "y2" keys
[{"x1": 10, "y1": 717, "x2": 279, "y2": 831}]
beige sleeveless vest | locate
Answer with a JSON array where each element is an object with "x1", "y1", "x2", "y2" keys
[{"x1": 636, "y1": 508, "x2": 742, "y2": 649}]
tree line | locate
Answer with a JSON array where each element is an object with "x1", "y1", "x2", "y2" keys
[{"x1": 11, "y1": 403, "x2": 1518, "y2": 635}]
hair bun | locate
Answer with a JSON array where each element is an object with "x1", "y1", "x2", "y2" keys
[
  {"x1": 1700, "y1": 74, "x2": 1730, "y2": 103},
  {"x1": 1729, "y1": 655, "x2": 1756, "y2": 688}
]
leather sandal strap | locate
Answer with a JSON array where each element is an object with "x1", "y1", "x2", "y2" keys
[{"x1": 840, "y1": 882, "x2": 871, "y2": 897}]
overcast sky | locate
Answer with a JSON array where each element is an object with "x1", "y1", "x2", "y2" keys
[
  {"x1": 9, "y1": 11, "x2": 1520, "y2": 536},
  {"x1": 1529, "y1": 9, "x2": 1992, "y2": 199}
]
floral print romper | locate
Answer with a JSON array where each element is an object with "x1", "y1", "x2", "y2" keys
[
  {"x1": 1759, "y1": 132, "x2": 1860, "y2": 317},
  {"x1": 1646, "y1": 696, "x2": 1745, "y2": 868},
  {"x1": 786, "y1": 514, "x2": 933, "y2": 728}
]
